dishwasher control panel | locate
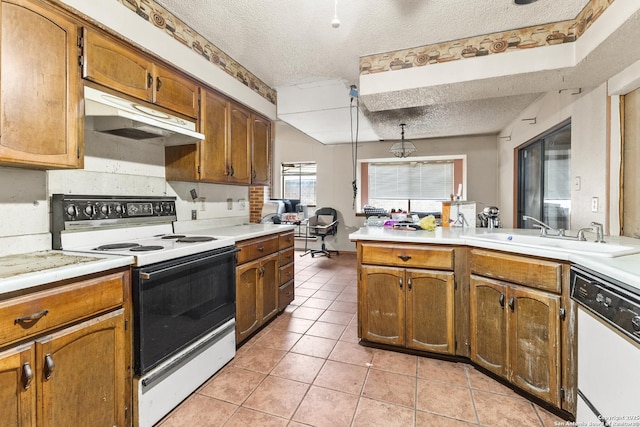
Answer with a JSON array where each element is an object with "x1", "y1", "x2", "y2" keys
[{"x1": 571, "y1": 266, "x2": 640, "y2": 343}]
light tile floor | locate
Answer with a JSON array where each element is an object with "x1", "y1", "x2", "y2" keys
[{"x1": 157, "y1": 251, "x2": 568, "y2": 427}]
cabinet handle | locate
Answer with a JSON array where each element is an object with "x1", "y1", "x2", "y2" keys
[
  {"x1": 156, "y1": 77, "x2": 162, "y2": 91},
  {"x1": 44, "y1": 354, "x2": 55, "y2": 381},
  {"x1": 408, "y1": 277, "x2": 412, "y2": 290},
  {"x1": 508, "y1": 296, "x2": 515, "y2": 312},
  {"x1": 147, "y1": 72, "x2": 153, "y2": 89},
  {"x1": 230, "y1": 165, "x2": 235, "y2": 176},
  {"x1": 399, "y1": 277, "x2": 403, "y2": 289},
  {"x1": 398, "y1": 255, "x2": 412, "y2": 262},
  {"x1": 258, "y1": 246, "x2": 264, "y2": 252},
  {"x1": 22, "y1": 362, "x2": 33, "y2": 390},
  {"x1": 15, "y1": 309, "x2": 49, "y2": 325},
  {"x1": 252, "y1": 170, "x2": 257, "y2": 180},
  {"x1": 499, "y1": 294, "x2": 505, "y2": 308}
]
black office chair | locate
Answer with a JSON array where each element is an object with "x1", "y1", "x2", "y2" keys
[{"x1": 308, "y1": 207, "x2": 339, "y2": 258}]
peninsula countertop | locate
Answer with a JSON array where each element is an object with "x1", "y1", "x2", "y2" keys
[{"x1": 349, "y1": 226, "x2": 640, "y2": 289}]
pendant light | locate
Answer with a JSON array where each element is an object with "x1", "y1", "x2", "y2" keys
[
  {"x1": 389, "y1": 123, "x2": 417, "y2": 158},
  {"x1": 331, "y1": 0, "x2": 340, "y2": 28}
]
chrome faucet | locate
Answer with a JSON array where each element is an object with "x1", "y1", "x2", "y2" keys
[
  {"x1": 591, "y1": 222, "x2": 605, "y2": 243},
  {"x1": 522, "y1": 215, "x2": 564, "y2": 237}
]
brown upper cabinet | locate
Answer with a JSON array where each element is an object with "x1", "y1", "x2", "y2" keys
[
  {"x1": 82, "y1": 28, "x2": 199, "y2": 118},
  {"x1": 251, "y1": 115, "x2": 271, "y2": 186},
  {"x1": 165, "y1": 87, "x2": 272, "y2": 186},
  {"x1": 0, "y1": 0, "x2": 83, "y2": 169}
]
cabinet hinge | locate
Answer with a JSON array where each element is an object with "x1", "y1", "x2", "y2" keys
[
  {"x1": 77, "y1": 147, "x2": 80, "y2": 159},
  {"x1": 78, "y1": 55, "x2": 84, "y2": 69},
  {"x1": 560, "y1": 387, "x2": 566, "y2": 401},
  {"x1": 559, "y1": 307, "x2": 566, "y2": 321},
  {"x1": 197, "y1": 165, "x2": 201, "y2": 174},
  {"x1": 77, "y1": 34, "x2": 84, "y2": 49}
]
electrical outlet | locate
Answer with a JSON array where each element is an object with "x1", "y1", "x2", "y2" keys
[
  {"x1": 238, "y1": 198, "x2": 246, "y2": 211},
  {"x1": 226, "y1": 198, "x2": 233, "y2": 210},
  {"x1": 591, "y1": 197, "x2": 599, "y2": 213},
  {"x1": 573, "y1": 176, "x2": 581, "y2": 191},
  {"x1": 191, "y1": 210, "x2": 197, "y2": 220}
]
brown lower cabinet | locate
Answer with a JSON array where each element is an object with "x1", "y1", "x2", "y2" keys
[
  {"x1": 360, "y1": 265, "x2": 455, "y2": 354},
  {"x1": 235, "y1": 231, "x2": 295, "y2": 345},
  {"x1": 470, "y1": 275, "x2": 561, "y2": 406},
  {"x1": 0, "y1": 269, "x2": 130, "y2": 427}
]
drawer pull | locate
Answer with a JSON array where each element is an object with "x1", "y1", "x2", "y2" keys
[
  {"x1": 508, "y1": 296, "x2": 515, "y2": 312},
  {"x1": 44, "y1": 354, "x2": 55, "y2": 380},
  {"x1": 399, "y1": 277, "x2": 403, "y2": 289},
  {"x1": 22, "y1": 362, "x2": 33, "y2": 390},
  {"x1": 499, "y1": 294, "x2": 505, "y2": 308},
  {"x1": 258, "y1": 246, "x2": 264, "y2": 252},
  {"x1": 15, "y1": 309, "x2": 49, "y2": 325},
  {"x1": 398, "y1": 255, "x2": 412, "y2": 262}
]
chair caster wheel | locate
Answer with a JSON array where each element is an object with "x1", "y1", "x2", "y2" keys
[{"x1": 311, "y1": 254, "x2": 315, "y2": 258}]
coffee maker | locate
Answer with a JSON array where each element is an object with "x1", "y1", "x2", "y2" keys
[{"x1": 478, "y1": 206, "x2": 500, "y2": 228}]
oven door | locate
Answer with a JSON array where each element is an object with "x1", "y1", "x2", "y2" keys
[{"x1": 132, "y1": 246, "x2": 238, "y2": 375}]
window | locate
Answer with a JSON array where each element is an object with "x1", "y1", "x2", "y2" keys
[
  {"x1": 517, "y1": 121, "x2": 571, "y2": 229},
  {"x1": 363, "y1": 159, "x2": 459, "y2": 214},
  {"x1": 281, "y1": 162, "x2": 317, "y2": 206}
]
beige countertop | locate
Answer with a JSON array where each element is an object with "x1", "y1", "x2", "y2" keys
[
  {"x1": 0, "y1": 250, "x2": 134, "y2": 296},
  {"x1": 349, "y1": 226, "x2": 640, "y2": 290},
  {"x1": 173, "y1": 222, "x2": 296, "y2": 241}
]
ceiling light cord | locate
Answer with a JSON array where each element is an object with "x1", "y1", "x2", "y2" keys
[
  {"x1": 350, "y1": 88, "x2": 359, "y2": 210},
  {"x1": 331, "y1": 0, "x2": 340, "y2": 28}
]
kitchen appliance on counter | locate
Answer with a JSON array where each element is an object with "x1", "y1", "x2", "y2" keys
[
  {"x1": 570, "y1": 266, "x2": 640, "y2": 425},
  {"x1": 477, "y1": 206, "x2": 501, "y2": 228},
  {"x1": 51, "y1": 194, "x2": 237, "y2": 427}
]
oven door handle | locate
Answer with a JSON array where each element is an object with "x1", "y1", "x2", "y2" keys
[{"x1": 138, "y1": 248, "x2": 239, "y2": 281}]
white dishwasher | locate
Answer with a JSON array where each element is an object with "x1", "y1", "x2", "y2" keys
[{"x1": 571, "y1": 267, "x2": 640, "y2": 427}]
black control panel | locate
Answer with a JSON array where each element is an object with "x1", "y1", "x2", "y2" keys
[
  {"x1": 51, "y1": 194, "x2": 177, "y2": 249},
  {"x1": 571, "y1": 266, "x2": 640, "y2": 344}
]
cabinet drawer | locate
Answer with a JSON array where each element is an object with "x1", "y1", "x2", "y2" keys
[
  {"x1": 236, "y1": 235, "x2": 279, "y2": 264},
  {"x1": 0, "y1": 271, "x2": 125, "y2": 347},
  {"x1": 361, "y1": 243, "x2": 454, "y2": 270},
  {"x1": 279, "y1": 247, "x2": 294, "y2": 266},
  {"x1": 470, "y1": 249, "x2": 562, "y2": 293},
  {"x1": 279, "y1": 231, "x2": 295, "y2": 249},
  {"x1": 278, "y1": 281, "x2": 294, "y2": 311},
  {"x1": 279, "y1": 262, "x2": 294, "y2": 286}
]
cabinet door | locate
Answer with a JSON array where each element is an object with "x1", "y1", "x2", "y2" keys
[
  {"x1": 37, "y1": 309, "x2": 126, "y2": 427},
  {"x1": 236, "y1": 261, "x2": 261, "y2": 343},
  {"x1": 0, "y1": 344, "x2": 35, "y2": 427},
  {"x1": 228, "y1": 103, "x2": 252, "y2": 184},
  {"x1": 251, "y1": 115, "x2": 271, "y2": 185},
  {"x1": 508, "y1": 286, "x2": 561, "y2": 406},
  {"x1": 359, "y1": 265, "x2": 404, "y2": 346},
  {"x1": 82, "y1": 28, "x2": 153, "y2": 102},
  {"x1": 405, "y1": 269, "x2": 455, "y2": 354},
  {"x1": 470, "y1": 275, "x2": 508, "y2": 377},
  {"x1": 152, "y1": 63, "x2": 199, "y2": 118},
  {"x1": 260, "y1": 253, "x2": 279, "y2": 324},
  {"x1": 0, "y1": 0, "x2": 82, "y2": 169},
  {"x1": 199, "y1": 88, "x2": 230, "y2": 182}
]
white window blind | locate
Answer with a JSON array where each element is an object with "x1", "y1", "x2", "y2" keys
[{"x1": 368, "y1": 161, "x2": 454, "y2": 200}]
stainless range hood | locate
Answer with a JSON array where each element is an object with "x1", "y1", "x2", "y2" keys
[{"x1": 84, "y1": 86, "x2": 204, "y2": 146}]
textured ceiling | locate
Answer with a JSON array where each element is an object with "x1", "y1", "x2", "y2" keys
[{"x1": 153, "y1": 0, "x2": 635, "y2": 144}]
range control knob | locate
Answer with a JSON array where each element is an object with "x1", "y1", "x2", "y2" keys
[
  {"x1": 100, "y1": 205, "x2": 110, "y2": 216},
  {"x1": 163, "y1": 203, "x2": 175, "y2": 214},
  {"x1": 632, "y1": 316, "x2": 640, "y2": 332},
  {"x1": 66, "y1": 205, "x2": 78, "y2": 218},
  {"x1": 114, "y1": 204, "x2": 124, "y2": 215},
  {"x1": 84, "y1": 205, "x2": 95, "y2": 217}
]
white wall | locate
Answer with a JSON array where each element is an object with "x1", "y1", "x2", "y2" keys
[
  {"x1": 496, "y1": 85, "x2": 611, "y2": 231},
  {"x1": 272, "y1": 121, "x2": 498, "y2": 253}
]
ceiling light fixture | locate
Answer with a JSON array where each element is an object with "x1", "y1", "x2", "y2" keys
[
  {"x1": 389, "y1": 123, "x2": 417, "y2": 158},
  {"x1": 331, "y1": 0, "x2": 340, "y2": 28}
]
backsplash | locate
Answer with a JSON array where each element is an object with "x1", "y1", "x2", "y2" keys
[
  {"x1": 0, "y1": 131, "x2": 250, "y2": 257},
  {"x1": 115, "y1": 0, "x2": 277, "y2": 105},
  {"x1": 360, "y1": 0, "x2": 613, "y2": 75}
]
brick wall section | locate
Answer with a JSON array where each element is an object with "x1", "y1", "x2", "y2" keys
[{"x1": 249, "y1": 186, "x2": 270, "y2": 223}]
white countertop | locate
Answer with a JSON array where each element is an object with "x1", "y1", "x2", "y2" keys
[
  {"x1": 349, "y1": 226, "x2": 640, "y2": 289},
  {"x1": 0, "y1": 251, "x2": 134, "y2": 296},
  {"x1": 173, "y1": 222, "x2": 296, "y2": 242}
]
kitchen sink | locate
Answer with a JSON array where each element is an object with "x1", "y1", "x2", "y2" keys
[{"x1": 465, "y1": 233, "x2": 640, "y2": 258}]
